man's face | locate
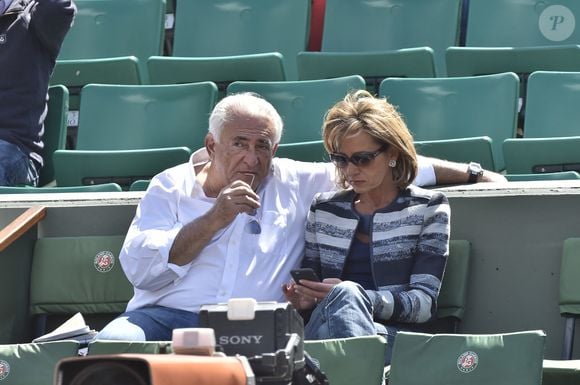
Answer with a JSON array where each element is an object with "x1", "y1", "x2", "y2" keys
[{"x1": 207, "y1": 113, "x2": 278, "y2": 190}]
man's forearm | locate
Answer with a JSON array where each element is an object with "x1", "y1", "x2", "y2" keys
[
  {"x1": 168, "y1": 212, "x2": 222, "y2": 266},
  {"x1": 429, "y1": 157, "x2": 507, "y2": 184}
]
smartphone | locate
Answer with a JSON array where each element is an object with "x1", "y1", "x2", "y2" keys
[{"x1": 291, "y1": 268, "x2": 320, "y2": 284}]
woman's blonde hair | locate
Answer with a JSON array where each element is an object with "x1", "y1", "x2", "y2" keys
[{"x1": 322, "y1": 89, "x2": 418, "y2": 189}]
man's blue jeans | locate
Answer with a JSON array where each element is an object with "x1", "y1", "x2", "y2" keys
[
  {"x1": 0, "y1": 140, "x2": 39, "y2": 186},
  {"x1": 304, "y1": 281, "x2": 397, "y2": 364},
  {"x1": 96, "y1": 306, "x2": 200, "y2": 341}
]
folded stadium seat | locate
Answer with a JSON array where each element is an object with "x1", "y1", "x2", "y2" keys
[
  {"x1": 503, "y1": 71, "x2": 580, "y2": 176},
  {"x1": 29, "y1": 236, "x2": 132, "y2": 339},
  {"x1": 128, "y1": 180, "x2": 151, "y2": 192},
  {"x1": 304, "y1": 336, "x2": 387, "y2": 385},
  {"x1": 275, "y1": 140, "x2": 328, "y2": 163},
  {"x1": 40, "y1": 85, "x2": 69, "y2": 187},
  {"x1": 50, "y1": 0, "x2": 166, "y2": 148},
  {"x1": 387, "y1": 330, "x2": 546, "y2": 385},
  {"x1": 559, "y1": 238, "x2": 580, "y2": 360},
  {"x1": 543, "y1": 359, "x2": 580, "y2": 385},
  {"x1": 53, "y1": 82, "x2": 218, "y2": 189},
  {"x1": 0, "y1": 341, "x2": 80, "y2": 385},
  {"x1": 227, "y1": 75, "x2": 366, "y2": 144},
  {"x1": 147, "y1": 53, "x2": 286, "y2": 100},
  {"x1": 297, "y1": 0, "x2": 462, "y2": 90},
  {"x1": 505, "y1": 172, "x2": 580, "y2": 182},
  {"x1": 446, "y1": 0, "x2": 580, "y2": 132},
  {"x1": 380, "y1": 73, "x2": 520, "y2": 172},
  {"x1": 0, "y1": 184, "x2": 123, "y2": 194},
  {"x1": 171, "y1": 0, "x2": 310, "y2": 81}
]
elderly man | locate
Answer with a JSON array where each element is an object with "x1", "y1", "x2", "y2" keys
[{"x1": 98, "y1": 92, "x2": 504, "y2": 341}]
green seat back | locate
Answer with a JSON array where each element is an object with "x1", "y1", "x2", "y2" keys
[
  {"x1": 389, "y1": 330, "x2": 546, "y2": 385},
  {"x1": 147, "y1": 54, "x2": 286, "y2": 99},
  {"x1": 227, "y1": 75, "x2": 366, "y2": 144},
  {"x1": 53, "y1": 148, "x2": 190, "y2": 190},
  {"x1": 318, "y1": 0, "x2": 461, "y2": 76},
  {"x1": 414, "y1": 137, "x2": 495, "y2": 172},
  {"x1": 0, "y1": 341, "x2": 79, "y2": 385},
  {"x1": 304, "y1": 336, "x2": 387, "y2": 385},
  {"x1": 0, "y1": 184, "x2": 122, "y2": 194},
  {"x1": 560, "y1": 238, "x2": 580, "y2": 316},
  {"x1": 380, "y1": 72, "x2": 520, "y2": 172},
  {"x1": 57, "y1": 0, "x2": 166, "y2": 83},
  {"x1": 437, "y1": 240, "x2": 471, "y2": 324},
  {"x1": 446, "y1": 0, "x2": 580, "y2": 76},
  {"x1": 543, "y1": 359, "x2": 580, "y2": 385},
  {"x1": 129, "y1": 180, "x2": 151, "y2": 192},
  {"x1": 41, "y1": 86, "x2": 69, "y2": 187},
  {"x1": 275, "y1": 140, "x2": 328, "y2": 163},
  {"x1": 172, "y1": 0, "x2": 310, "y2": 80},
  {"x1": 503, "y1": 136, "x2": 580, "y2": 174},
  {"x1": 29, "y1": 235, "x2": 132, "y2": 317},
  {"x1": 76, "y1": 83, "x2": 217, "y2": 151},
  {"x1": 87, "y1": 341, "x2": 172, "y2": 355},
  {"x1": 298, "y1": 49, "x2": 436, "y2": 94},
  {"x1": 525, "y1": 71, "x2": 580, "y2": 138}
]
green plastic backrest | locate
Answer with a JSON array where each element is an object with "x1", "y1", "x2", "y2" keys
[
  {"x1": 227, "y1": 75, "x2": 366, "y2": 144},
  {"x1": 524, "y1": 71, "x2": 580, "y2": 138},
  {"x1": 560, "y1": 238, "x2": 580, "y2": 315},
  {"x1": 466, "y1": 0, "x2": 580, "y2": 47},
  {"x1": 304, "y1": 336, "x2": 387, "y2": 385},
  {"x1": 542, "y1": 359, "x2": 580, "y2": 385},
  {"x1": 29, "y1": 236, "x2": 132, "y2": 315},
  {"x1": 41, "y1": 86, "x2": 69, "y2": 187},
  {"x1": 438, "y1": 240, "x2": 471, "y2": 321},
  {"x1": 0, "y1": 341, "x2": 80, "y2": 385},
  {"x1": 389, "y1": 330, "x2": 546, "y2": 385},
  {"x1": 506, "y1": 172, "x2": 580, "y2": 181},
  {"x1": 87, "y1": 341, "x2": 173, "y2": 355},
  {"x1": 502, "y1": 136, "x2": 580, "y2": 174},
  {"x1": 0, "y1": 184, "x2": 122, "y2": 194},
  {"x1": 57, "y1": 0, "x2": 165, "y2": 80},
  {"x1": 76, "y1": 83, "x2": 218, "y2": 151},
  {"x1": 53, "y1": 148, "x2": 191, "y2": 189},
  {"x1": 414, "y1": 137, "x2": 495, "y2": 172},
  {"x1": 380, "y1": 72, "x2": 520, "y2": 172},
  {"x1": 321, "y1": 0, "x2": 461, "y2": 76},
  {"x1": 172, "y1": 0, "x2": 310, "y2": 80},
  {"x1": 129, "y1": 180, "x2": 151, "y2": 192},
  {"x1": 52, "y1": 57, "x2": 142, "y2": 89},
  {"x1": 275, "y1": 140, "x2": 328, "y2": 163}
]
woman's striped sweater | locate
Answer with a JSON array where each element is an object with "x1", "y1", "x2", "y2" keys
[{"x1": 302, "y1": 184, "x2": 450, "y2": 324}]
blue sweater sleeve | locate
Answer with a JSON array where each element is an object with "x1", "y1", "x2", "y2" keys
[{"x1": 30, "y1": 0, "x2": 76, "y2": 59}]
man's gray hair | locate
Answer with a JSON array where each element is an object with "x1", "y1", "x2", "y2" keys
[{"x1": 208, "y1": 92, "x2": 283, "y2": 144}]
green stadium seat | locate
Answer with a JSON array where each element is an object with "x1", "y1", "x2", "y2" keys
[
  {"x1": 298, "y1": 0, "x2": 461, "y2": 82},
  {"x1": 543, "y1": 360, "x2": 580, "y2": 385},
  {"x1": 87, "y1": 341, "x2": 172, "y2": 355},
  {"x1": 503, "y1": 71, "x2": 580, "y2": 175},
  {"x1": 227, "y1": 75, "x2": 366, "y2": 144},
  {"x1": 304, "y1": 336, "x2": 387, "y2": 385},
  {"x1": 0, "y1": 184, "x2": 123, "y2": 194},
  {"x1": 128, "y1": 180, "x2": 151, "y2": 192},
  {"x1": 414, "y1": 138, "x2": 495, "y2": 172},
  {"x1": 52, "y1": 82, "x2": 217, "y2": 189},
  {"x1": 29, "y1": 236, "x2": 132, "y2": 338},
  {"x1": 172, "y1": 0, "x2": 310, "y2": 80},
  {"x1": 380, "y1": 73, "x2": 520, "y2": 172},
  {"x1": 388, "y1": 330, "x2": 546, "y2": 385},
  {"x1": 147, "y1": 53, "x2": 286, "y2": 99},
  {"x1": 275, "y1": 140, "x2": 328, "y2": 163},
  {"x1": 0, "y1": 341, "x2": 80, "y2": 385},
  {"x1": 560, "y1": 238, "x2": 580, "y2": 360},
  {"x1": 41, "y1": 86, "x2": 69, "y2": 187}
]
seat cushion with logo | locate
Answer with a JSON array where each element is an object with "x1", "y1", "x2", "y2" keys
[
  {"x1": 0, "y1": 341, "x2": 79, "y2": 385},
  {"x1": 388, "y1": 330, "x2": 546, "y2": 385},
  {"x1": 29, "y1": 236, "x2": 132, "y2": 335}
]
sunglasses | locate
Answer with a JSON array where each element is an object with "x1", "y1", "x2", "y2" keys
[{"x1": 329, "y1": 144, "x2": 387, "y2": 168}]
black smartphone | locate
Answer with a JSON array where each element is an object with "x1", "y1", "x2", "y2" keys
[{"x1": 291, "y1": 268, "x2": 320, "y2": 284}]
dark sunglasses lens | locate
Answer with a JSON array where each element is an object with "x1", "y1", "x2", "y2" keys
[
  {"x1": 330, "y1": 154, "x2": 348, "y2": 167},
  {"x1": 351, "y1": 154, "x2": 374, "y2": 166}
]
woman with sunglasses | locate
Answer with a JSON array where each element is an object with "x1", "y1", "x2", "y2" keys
[{"x1": 283, "y1": 90, "x2": 450, "y2": 364}]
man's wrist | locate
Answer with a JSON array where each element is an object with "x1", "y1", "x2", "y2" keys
[{"x1": 467, "y1": 162, "x2": 484, "y2": 183}]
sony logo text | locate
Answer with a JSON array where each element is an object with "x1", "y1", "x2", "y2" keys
[{"x1": 219, "y1": 335, "x2": 263, "y2": 345}]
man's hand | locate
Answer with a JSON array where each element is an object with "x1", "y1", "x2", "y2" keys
[{"x1": 208, "y1": 179, "x2": 260, "y2": 230}]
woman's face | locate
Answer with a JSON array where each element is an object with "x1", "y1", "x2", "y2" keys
[{"x1": 334, "y1": 131, "x2": 398, "y2": 194}]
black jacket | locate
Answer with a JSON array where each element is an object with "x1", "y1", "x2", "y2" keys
[{"x1": 0, "y1": 0, "x2": 75, "y2": 169}]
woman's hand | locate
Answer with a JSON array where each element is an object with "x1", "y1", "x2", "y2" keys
[{"x1": 282, "y1": 278, "x2": 342, "y2": 310}]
